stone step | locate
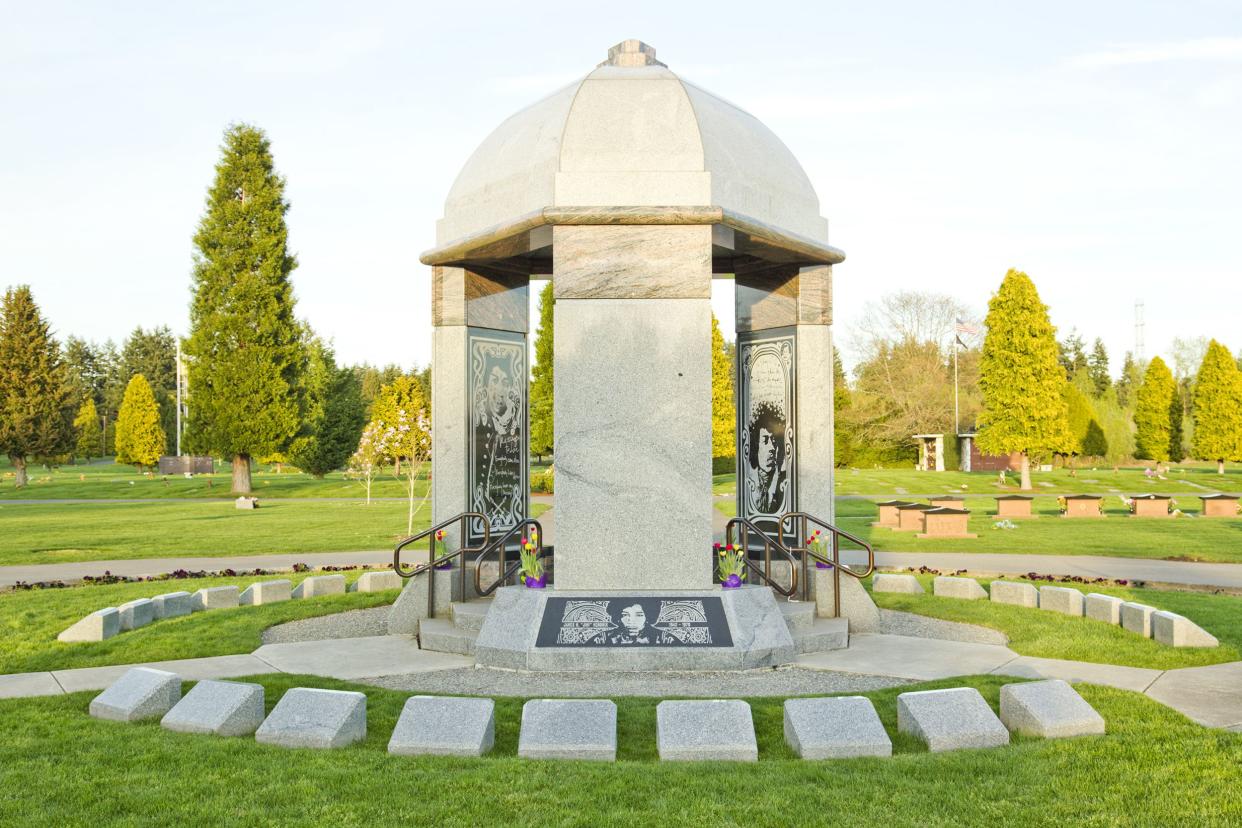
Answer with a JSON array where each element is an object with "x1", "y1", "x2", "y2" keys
[
  {"x1": 792, "y1": 617, "x2": 849, "y2": 654},
  {"x1": 450, "y1": 600, "x2": 492, "y2": 632},
  {"x1": 777, "y1": 600, "x2": 816, "y2": 633},
  {"x1": 419, "y1": 618, "x2": 478, "y2": 656}
]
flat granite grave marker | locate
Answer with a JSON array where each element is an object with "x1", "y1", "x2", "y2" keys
[
  {"x1": 518, "y1": 699, "x2": 616, "y2": 761},
  {"x1": 161, "y1": 680, "x2": 265, "y2": 737},
  {"x1": 255, "y1": 688, "x2": 367, "y2": 749},
  {"x1": 933, "y1": 576, "x2": 987, "y2": 600},
  {"x1": 897, "y1": 687, "x2": 1010, "y2": 752},
  {"x1": 1039, "y1": 586, "x2": 1084, "y2": 616},
  {"x1": 388, "y1": 696, "x2": 495, "y2": 757},
  {"x1": 990, "y1": 581, "x2": 1039, "y2": 608},
  {"x1": 999, "y1": 679, "x2": 1105, "y2": 738},
  {"x1": 192, "y1": 586, "x2": 239, "y2": 611},
  {"x1": 152, "y1": 592, "x2": 192, "y2": 620},
  {"x1": 783, "y1": 696, "x2": 891, "y2": 759},
  {"x1": 1085, "y1": 593, "x2": 1124, "y2": 624},
  {"x1": 90, "y1": 667, "x2": 181, "y2": 722},
  {"x1": 240, "y1": 580, "x2": 292, "y2": 606},
  {"x1": 118, "y1": 598, "x2": 155, "y2": 631},
  {"x1": 58, "y1": 607, "x2": 120, "y2": 642},
  {"x1": 1120, "y1": 602, "x2": 1157, "y2": 637},
  {"x1": 1151, "y1": 611, "x2": 1219, "y2": 648},
  {"x1": 292, "y1": 575, "x2": 346, "y2": 599},
  {"x1": 656, "y1": 700, "x2": 758, "y2": 762}
]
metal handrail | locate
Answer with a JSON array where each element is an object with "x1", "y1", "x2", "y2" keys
[
  {"x1": 779, "y1": 511, "x2": 875, "y2": 617},
  {"x1": 471, "y1": 519, "x2": 548, "y2": 597},
  {"x1": 724, "y1": 516, "x2": 799, "y2": 598},
  {"x1": 393, "y1": 512, "x2": 488, "y2": 618}
]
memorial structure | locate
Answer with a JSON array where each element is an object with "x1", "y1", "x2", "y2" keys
[{"x1": 404, "y1": 39, "x2": 847, "y2": 670}]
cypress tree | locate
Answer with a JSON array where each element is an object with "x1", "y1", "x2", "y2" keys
[
  {"x1": 115, "y1": 374, "x2": 166, "y2": 471},
  {"x1": 1134, "y1": 356, "x2": 1178, "y2": 462},
  {"x1": 185, "y1": 124, "x2": 304, "y2": 493},
  {"x1": 0, "y1": 286, "x2": 75, "y2": 487},
  {"x1": 1191, "y1": 340, "x2": 1242, "y2": 474},
  {"x1": 74, "y1": 398, "x2": 102, "y2": 461},
  {"x1": 710, "y1": 313, "x2": 736, "y2": 460},
  {"x1": 976, "y1": 269, "x2": 1071, "y2": 489},
  {"x1": 1088, "y1": 338, "x2": 1110, "y2": 397},
  {"x1": 288, "y1": 340, "x2": 366, "y2": 478},
  {"x1": 529, "y1": 282, "x2": 555, "y2": 462},
  {"x1": 833, "y1": 350, "x2": 853, "y2": 467}
]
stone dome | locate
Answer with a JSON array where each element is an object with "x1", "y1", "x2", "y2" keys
[{"x1": 436, "y1": 40, "x2": 831, "y2": 248}]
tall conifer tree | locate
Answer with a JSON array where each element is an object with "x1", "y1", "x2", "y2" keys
[
  {"x1": 185, "y1": 124, "x2": 304, "y2": 493},
  {"x1": 1134, "y1": 356, "x2": 1178, "y2": 462},
  {"x1": 529, "y1": 282, "x2": 555, "y2": 462},
  {"x1": 1191, "y1": 340, "x2": 1242, "y2": 474},
  {"x1": 74, "y1": 398, "x2": 103, "y2": 461},
  {"x1": 710, "y1": 314, "x2": 736, "y2": 460},
  {"x1": 115, "y1": 374, "x2": 166, "y2": 471},
  {"x1": 976, "y1": 269, "x2": 1071, "y2": 489},
  {"x1": 0, "y1": 286, "x2": 74, "y2": 487},
  {"x1": 288, "y1": 339, "x2": 366, "y2": 477}
]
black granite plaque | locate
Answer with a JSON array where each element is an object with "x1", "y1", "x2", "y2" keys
[
  {"x1": 737, "y1": 329, "x2": 796, "y2": 537},
  {"x1": 467, "y1": 329, "x2": 528, "y2": 544},
  {"x1": 535, "y1": 597, "x2": 734, "y2": 648}
]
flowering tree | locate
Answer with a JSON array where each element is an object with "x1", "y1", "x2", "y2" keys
[{"x1": 346, "y1": 421, "x2": 385, "y2": 505}]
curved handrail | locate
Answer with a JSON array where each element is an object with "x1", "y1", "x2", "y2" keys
[
  {"x1": 724, "y1": 516, "x2": 799, "y2": 598},
  {"x1": 779, "y1": 511, "x2": 876, "y2": 617},
  {"x1": 471, "y1": 519, "x2": 547, "y2": 597},
  {"x1": 393, "y1": 512, "x2": 489, "y2": 619}
]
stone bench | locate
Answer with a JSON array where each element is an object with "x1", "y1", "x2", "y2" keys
[
  {"x1": 657, "y1": 700, "x2": 757, "y2": 761},
  {"x1": 784, "y1": 696, "x2": 891, "y2": 759},
  {"x1": 1000, "y1": 679, "x2": 1105, "y2": 738},
  {"x1": 353, "y1": 571, "x2": 402, "y2": 593},
  {"x1": 1119, "y1": 602, "x2": 1157, "y2": 637},
  {"x1": 933, "y1": 576, "x2": 987, "y2": 600},
  {"x1": 255, "y1": 688, "x2": 367, "y2": 749},
  {"x1": 518, "y1": 699, "x2": 616, "y2": 761},
  {"x1": 897, "y1": 687, "x2": 1009, "y2": 752},
  {"x1": 162, "y1": 680, "x2": 265, "y2": 737},
  {"x1": 990, "y1": 581, "x2": 1038, "y2": 608},
  {"x1": 58, "y1": 607, "x2": 120, "y2": 642},
  {"x1": 90, "y1": 667, "x2": 181, "y2": 722},
  {"x1": 192, "y1": 586, "x2": 240, "y2": 611},
  {"x1": 152, "y1": 592, "x2": 193, "y2": 619},
  {"x1": 293, "y1": 575, "x2": 346, "y2": 599},
  {"x1": 389, "y1": 696, "x2": 495, "y2": 757},
  {"x1": 118, "y1": 598, "x2": 155, "y2": 631},
  {"x1": 1085, "y1": 593, "x2": 1123, "y2": 624},
  {"x1": 1039, "y1": 586, "x2": 1084, "y2": 616},
  {"x1": 240, "y1": 580, "x2": 292, "y2": 605},
  {"x1": 1152, "y1": 611, "x2": 1219, "y2": 648},
  {"x1": 872, "y1": 573, "x2": 924, "y2": 594}
]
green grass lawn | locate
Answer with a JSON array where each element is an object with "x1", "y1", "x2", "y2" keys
[
  {"x1": 868, "y1": 574, "x2": 1242, "y2": 670},
  {"x1": 0, "y1": 571, "x2": 400, "y2": 674},
  {"x1": 1, "y1": 674, "x2": 1237, "y2": 826},
  {"x1": 833, "y1": 463, "x2": 1242, "y2": 496}
]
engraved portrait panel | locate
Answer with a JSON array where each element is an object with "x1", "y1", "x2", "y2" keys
[
  {"x1": 535, "y1": 597, "x2": 733, "y2": 648},
  {"x1": 738, "y1": 330, "x2": 796, "y2": 531},
  {"x1": 468, "y1": 331, "x2": 527, "y2": 542}
]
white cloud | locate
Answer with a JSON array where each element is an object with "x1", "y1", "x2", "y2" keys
[{"x1": 1067, "y1": 36, "x2": 1242, "y2": 68}]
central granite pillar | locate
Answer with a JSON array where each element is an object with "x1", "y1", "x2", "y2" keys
[{"x1": 551, "y1": 224, "x2": 714, "y2": 590}]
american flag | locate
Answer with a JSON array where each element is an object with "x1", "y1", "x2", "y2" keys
[{"x1": 955, "y1": 318, "x2": 980, "y2": 336}]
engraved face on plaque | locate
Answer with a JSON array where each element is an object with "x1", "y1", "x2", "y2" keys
[
  {"x1": 535, "y1": 597, "x2": 733, "y2": 648},
  {"x1": 468, "y1": 331, "x2": 527, "y2": 542},
  {"x1": 738, "y1": 330, "x2": 796, "y2": 531}
]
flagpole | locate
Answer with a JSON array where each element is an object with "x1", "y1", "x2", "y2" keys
[{"x1": 953, "y1": 336, "x2": 959, "y2": 439}]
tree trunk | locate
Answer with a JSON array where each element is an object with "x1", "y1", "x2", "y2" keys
[
  {"x1": 232, "y1": 453, "x2": 252, "y2": 494},
  {"x1": 1019, "y1": 452, "x2": 1032, "y2": 491},
  {"x1": 11, "y1": 456, "x2": 27, "y2": 488},
  {"x1": 1218, "y1": 459, "x2": 1225, "y2": 475}
]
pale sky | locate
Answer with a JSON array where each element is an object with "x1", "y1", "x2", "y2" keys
[{"x1": 3, "y1": 1, "x2": 1240, "y2": 374}]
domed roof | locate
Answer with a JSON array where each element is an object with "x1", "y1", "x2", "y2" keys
[{"x1": 436, "y1": 40, "x2": 831, "y2": 248}]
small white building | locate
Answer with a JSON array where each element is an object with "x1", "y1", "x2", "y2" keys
[{"x1": 913, "y1": 434, "x2": 945, "y2": 471}]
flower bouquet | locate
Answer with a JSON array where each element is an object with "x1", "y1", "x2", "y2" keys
[
  {"x1": 806, "y1": 529, "x2": 831, "y2": 569},
  {"x1": 715, "y1": 542, "x2": 746, "y2": 589},
  {"x1": 520, "y1": 530, "x2": 545, "y2": 588},
  {"x1": 432, "y1": 529, "x2": 453, "y2": 570}
]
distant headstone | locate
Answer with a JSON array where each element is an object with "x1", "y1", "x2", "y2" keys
[
  {"x1": 518, "y1": 699, "x2": 617, "y2": 761},
  {"x1": 933, "y1": 576, "x2": 987, "y2": 601},
  {"x1": 897, "y1": 687, "x2": 1009, "y2": 752},
  {"x1": 656, "y1": 700, "x2": 757, "y2": 762},
  {"x1": 872, "y1": 573, "x2": 924, "y2": 594},
  {"x1": 293, "y1": 575, "x2": 347, "y2": 599},
  {"x1": 118, "y1": 598, "x2": 155, "y2": 631},
  {"x1": 158, "y1": 455, "x2": 214, "y2": 475},
  {"x1": 161, "y1": 680, "x2": 265, "y2": 737},
  {"x1": 234, "y1": 496, "x2": 258, "y2": 510},
  {"x1": 89, "y1": 667, "x2": 181, "y2": 722},
  {"x1": 240, "y1": 580, "x2": 292, "y2": 606},
  {"x1": 388, "y1": 696, "x2": 495, "y2": 757},
  {"x1": 999, "y1": 679, "x2": 1105, "y2": 738},
  {"x1": 784, "y1": 696, "x2": 891, "y2": 759},
  {"x1": 352, "y1": 571, "x2": 403, "y2": 593},
  {"x1": 255, "y1": 688, "x2": 367, "y2": 749},
  {"x1": 990, "y1": 581, "x2": 1038, "y2": 608},
  {"x1": 58, "y1": 607, "x2": 120, "y2": 642},
  {"x1": 1119, "y1": 602, "x2": 1157, "y2": 637},
  {"x1": 1038, "y1": 586, "x2": 1084, "y2": 616},
  {"x1": 192, "y1": 586, "x2": 240, "y2": 611},
  {"x1": 152, "y1": 592, "x2": 193, "y2": 620},
  {"x1": 1084, "y1": 593, "x2": 1124, "y2": 625},
  {"x1": 1151, "y1": 611, "x2": 1219, "y2": 648}
]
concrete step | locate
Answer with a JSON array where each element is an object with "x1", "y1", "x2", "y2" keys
[
  {"x1": 418, "y1": 618, "x2": 478, "y2": 656},
  {"x1": 449, "y1": 600, "x2": 492, "y2": 632},
  {"x1": 793, "y1": 617, "x2": 849, "y2": 655},
  {"x1": 777, "y1": 600, "x2": 816, "y2": 633}
]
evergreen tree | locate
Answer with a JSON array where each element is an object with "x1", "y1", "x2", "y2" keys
[
  {"x1": 710, "y1": 314, "x2": 736, "y2": 460},
  {"x1": 0, "y1": 286, "x2": 75, "y2": 487},
  {"x1": 1062, "y1": 381, "x2": 1108, "y2": 460},
  {"x1": 184, "y1": 123, "x2": 304, "y2": 493},
  {"x1": 1191, "y1": 340, "x2": 1242, "y2": 474},
  {"x1": 832, "y1": 350, "x2": 853, "y2": 467},
  {"x1": 73, "y1": 398, "x2": 103, "y2": 461},
  {"x1": 370, "y1": 375, "x2": 431, "y2": 467},
  {"x1": 1134, "y1": 356, "x2": 1179, "y2": 462},
  {"x1": 1115, "y1": 351, "x2": 1143, "y2": 408},
  {"x1": 1088, "y1": 338, "x2": 1110, "y2": 397},
  {"x1": 114, "y1": 374, "x2": 166, "y2": 471},
  {"x1": 119, "y1": 326, "x2": 176, "y2": 449},
  {"x1": 354, "y1": 362, "x2": 405, "y2": 417},
  {"x1": 63, "y1": 336, "x2": 106, "y2": 409},
  {"x1": 976, "y1": 270, "x2": 1071, "y2": 489},
  {"x1": 1057, "y1": 330, "x2": 1087, "y2": 378},
  {"x1": 529, "y1": 282, "x2": 555, "y2": 462},
  {"x1": 289, "y1": 340, "x2": 366, "y2": 477}
]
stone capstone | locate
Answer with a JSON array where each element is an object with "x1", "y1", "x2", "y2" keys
[
  {"x1": 999, "y1": 679, "x2": 1105, "y2": 738},
  {"x1": 518, "y1": 699, "x2": 616, "y2": 761},
  {"x1": 1038, "y1": 586, "x2": 1084, "y2": 616},
  {"x1": 1085, "y1": 593, "x2": 1124, "y2": 625},
  {"x1": 871, "y1": 573, "x2": 924, "y2": 594},
  {"x1": 161, "y1": 680, "x2": 265, "y2": 737},
  {"x1": 1151, "y1": 611, "x2": 1219, "y2": 648},
  {"x1": 152, "y1": 592, "x2": 193, "y2": 620},
  {"x1": 933, "y1": 576, "x2": 987, "y2": 601},
  {"x1": 89, "y1": 667, "x2": 181, "y2": 722},
  {"x1": 656, "y1": 699, "x2": 757, "y2": 762},
  {"x1": 58, "y1": 607, "x2": 120, "y2": 643},
  {"x1": 192, "y1": 586, "x2": 240, "y2": 611},
  {"x1": 896, "y1": 687, "x2": 1010, "y2": 752},
  {"x1": 1120, "y1": 602, "x2": 1157, "y2": 637},
  {"x1": 353, "y1": 571, "x2": 402, "y2": 593},
  {"x1": 239, "y1": 580, "x2": 292, "y2": 606},
  {"x1": 254, "y1": 687, "x2": 367, "y2": 749},
  {"x1": 388, "y1": 695, "x2": 495, "y2": 757},
  {"x1": 783, "y1": 696, "x2": 892, "y2": 759},
  {"x1": 118, "y1": 598, "x2": 155, "y2": 631},
  {"x1": 989, "y1": 581, "x2": 1039, "y2": 608},
  {"x1": 292, "y1": 575, "x2": 347, "y2": 599}
]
